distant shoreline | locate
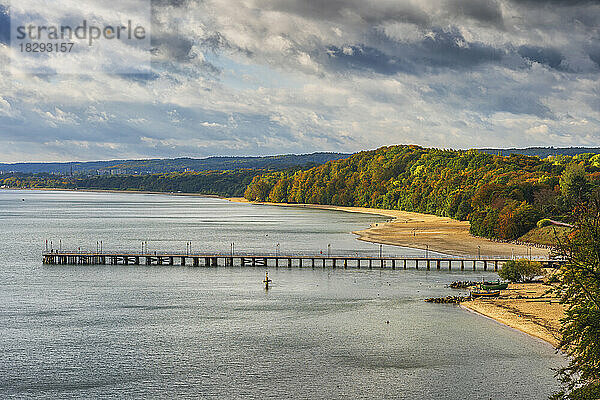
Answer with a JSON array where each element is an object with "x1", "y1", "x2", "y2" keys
[
  {"x1": 7, "y1": 187, "x2": 548, "y2": 257},
  {"x1": 225, "y1": 197, "x2": 550, "y2": 259},
  {"x1": 2, "y1": 187, "x2": 222, "y2": 198}
]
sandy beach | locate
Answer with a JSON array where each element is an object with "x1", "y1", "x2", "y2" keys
[
  {"x1": 462, "y1": 283, "x2": 564, "y2": 347},
  {"x1": 227, "y1": 198, "x2": 550, "y2": 259}
]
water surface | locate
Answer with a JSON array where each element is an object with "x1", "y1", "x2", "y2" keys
[{"x1": 0, "y1": 190, "x2": 563, "y2": 399}]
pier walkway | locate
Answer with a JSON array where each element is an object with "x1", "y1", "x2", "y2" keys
[{"x1": 42, "y1": 251, "x2": 564, "y2": 271}]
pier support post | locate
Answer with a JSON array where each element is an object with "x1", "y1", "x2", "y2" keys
[
  {"x1": 448, "y1": 260, "x2": 452, "y2": 270},
  {"x1": 181, "y1": 257, "x2": 186, "y2": 266},
  {"x1": 436, "y1": 260, "x2": 440, "y2": 270},
  {"x1": 344, "y1": 259, "x2": 348, "y2": 269},
  {"x1": 392, "y1": 259, "x2": 395, "y2": 270},
  {"x1": 494, "y1": 261, "x2": 498, "y2": 271},
  {"x1": 427, "y1": 260, "x2": 430, "y2": 270},
  {"x1": 333, "y1": 259, "x2": 337, "y2": 269},
  {"x1": 312, "y1": 258, "x2": 315, "y2": 268},
  {"x1": 369, "y1": 259, "x2": 372, "y2": 269},
  {"x1": 460, "y1": 260, "x2": 464, "y2": 270},
  {"x1": 484, "y1": 261, "x2": 488, "y2": 271},
  {"x1": 288, "y1": 258, "x2": 292, "y2": 268}
]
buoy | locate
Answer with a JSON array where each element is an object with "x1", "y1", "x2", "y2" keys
[{"x1": 263, "y1": 272, "x2": 272, "y2": 290}]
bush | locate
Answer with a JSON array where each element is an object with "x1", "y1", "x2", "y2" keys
[
  {"x1": 537, "y1": 218, "x2": 553, "y2": 228},
  {"x1": 498, "y1": 259, "x2": 543, "y2": 282}
]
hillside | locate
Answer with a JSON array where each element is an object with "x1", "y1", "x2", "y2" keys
[
  {"x1": 480, "y1": 147, "x2": 600, "y2": 158},
  {"x1": 0, "y1": 153, "x2": 351, "y2": 175},
  {"x1": 0, "y1": 170, "x2": 263, "y2": 197},
  {"x1": 245, "y1": 145, "x2": 599, "y2": 241}
]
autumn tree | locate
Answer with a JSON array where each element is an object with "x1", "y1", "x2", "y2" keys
[{"x1": 552, "y1": 192, "x2": 600, "y2": 399}]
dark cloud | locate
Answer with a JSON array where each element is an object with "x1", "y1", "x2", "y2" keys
[
  {"x1": 255, "y1": 0, "x2": 430, "y2": 26},
  {"x1": 419, "y1": 28, "x2": 504, "y2": 68},
  {"x1": 152, "y1": 0, "x2": 192, "y2": 7},
  {"x1": 325, "y1": 45, "x2": 412, "y2": 75},
  {"x1": 517, "y1": 46, "x2": 565, "y2": 70},
  {"x1": 447, "y1": 0, "x2": 504, "y2": 27},
  {"x1": 0, "y1": 5, "x2": 9, "y2": 45},
  {"x1": 256, "y1": 0, "x2": 512, "y2": 28},
  {"x1": 589, "y1": 46, "x2": 600, "y2": 68},
  {"x1": 510, "y1": 0, "x2": 600, "y2": 5},
  {"x1": 151, "y1": 33, "x2": 195, "y2": 61},
  {"x1": 324, "y1": 28, "x2": 504, "y2": 76}
]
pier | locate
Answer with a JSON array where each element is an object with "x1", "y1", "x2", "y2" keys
[{"x1": 42, "y1": 251, "x2": 564, "y2": 271}]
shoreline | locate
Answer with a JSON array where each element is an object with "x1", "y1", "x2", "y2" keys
[
  {"x1": 3, "y1": 187, "x2": 222, "y2": 198},
  {"x1": 226, "y1": 197, "x2": 550, "y2": 259},
  {"x1": 460, "y1": 283, "x2": 563, "y2": 348}
]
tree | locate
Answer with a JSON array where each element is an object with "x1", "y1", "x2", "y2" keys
[
  {"x1": 560, "y1": 163, "x2": 590, "y2": 204},
  {"x1": 551, "y1": 193, "x2": 600, "y2": 400},
  {"x1": 498, "y1": 259, "x2": 543, "y2": 282}
]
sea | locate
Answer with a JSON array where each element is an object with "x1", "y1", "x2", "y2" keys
[{"x1": 0, "y1": 190, "x2": 564, "y2": 399}]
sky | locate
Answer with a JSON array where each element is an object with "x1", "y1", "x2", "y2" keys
[{"x1": 0, "y1": 0, "x2": 599, "y2": 162}]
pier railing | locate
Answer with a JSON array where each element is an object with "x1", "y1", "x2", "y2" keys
[{"x1": 42, "y1": 251, "x2": 565, "y2": 271}]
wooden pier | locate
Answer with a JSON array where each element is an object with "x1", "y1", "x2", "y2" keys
[{"x1": 42, "y1": 252, "x2": 564, "y2": 271}]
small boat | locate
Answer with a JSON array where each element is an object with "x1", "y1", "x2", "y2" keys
[
  {"x1": 471, "y1": 290, "x2": 501, "y2": 298},
  {"x1": 481, "y1": 282, "x2": 508, "y2": 290}
]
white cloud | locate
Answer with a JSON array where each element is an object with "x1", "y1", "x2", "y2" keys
[
  {"x1": 36, "y1": 107, "x2": 80, "y2": 127},
  {"x1": 0, "y1": 0, "x2": 599, "y2": 162},
  {"x1": 526, "y1": 124, "x2": 549, "y2": 135}
]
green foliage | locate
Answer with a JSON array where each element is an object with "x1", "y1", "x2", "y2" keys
[
  {"x1": 495, "y1": 201, "x2": 541, "y2": 239},
  {"x1": 552, "y1": 192, "x2": 600, "y2": 399},
  {"x1": 538, "y1": 218, "x2": 553, "y2": 228},
  {"x1": 560, "y1": 163, "x2": 590, "y2": 203},
  {"x1": 519, "y1": 225, "x2": 572, "y2": 247},
  {"x1": 498, "y1": 259, "x2": 543, "y2": 282},
  {"x1": 0, "y1": 170, "x2": 264, "y2": 197},
  {"x1": 0, "y1": 153, "x2": 350, "y2": 174},
  {"x1": 245, "y1": 145, "x2": 597, "y2": 240}
]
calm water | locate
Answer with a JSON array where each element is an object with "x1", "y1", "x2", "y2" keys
[{"x1": 0, "y1": 190, "x2": 563, "y2": 399}]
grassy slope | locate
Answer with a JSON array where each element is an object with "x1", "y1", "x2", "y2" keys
[{"x1": 519, "y1": 225, "x2": 571, "y2": 246}]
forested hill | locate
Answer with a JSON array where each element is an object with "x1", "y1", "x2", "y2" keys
[
  {"x1": 0, "y1": 170, "x2": 264, "y2": 198},
  {"x1": 245, "y1": 145, "x2": 600, "y2": 240},
  {"x1": 0, "y1": 152, "x2": 351, "y2": 175},
  {"x1": 480, "y1": 147, "x2": 600, "y2": 158}
]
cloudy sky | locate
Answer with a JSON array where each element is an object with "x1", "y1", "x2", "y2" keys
[{"x1": 0, "y1": 0, "x2": 599, "y2": 162}]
